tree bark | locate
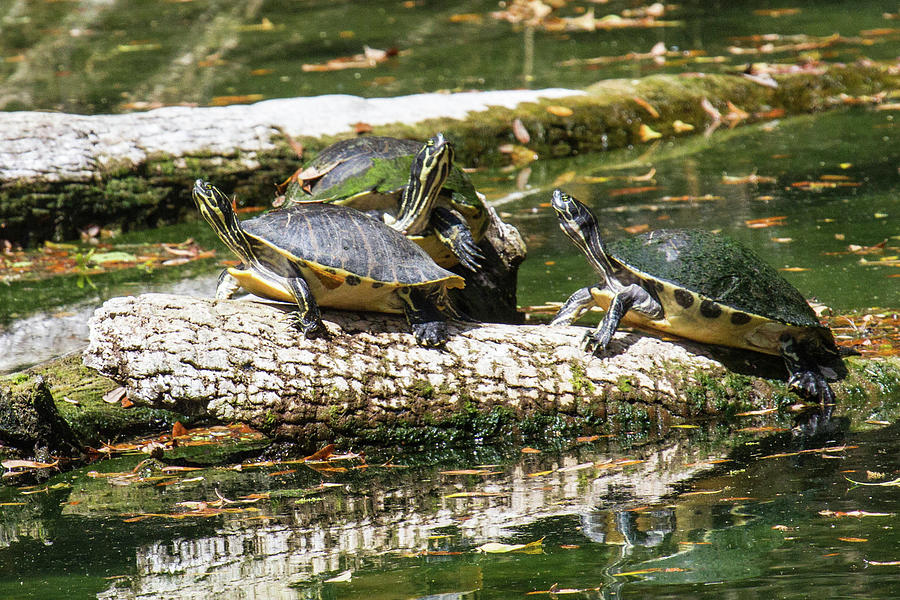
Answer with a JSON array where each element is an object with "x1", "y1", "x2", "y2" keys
[{"x1": 83, "y1": 293, "x2": 780, "y2": 444}]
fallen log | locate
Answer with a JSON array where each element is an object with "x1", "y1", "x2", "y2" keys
[
  {"x1": 4, "y1": 64, "x2": 899, "y2": 246},
  {"x1": 84, "y1": 293, "x2": 791, "y2": 445}
]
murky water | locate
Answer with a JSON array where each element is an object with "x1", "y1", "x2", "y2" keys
[{"x1": 2, "y1": 1, "x2": 899, "y2": 597}]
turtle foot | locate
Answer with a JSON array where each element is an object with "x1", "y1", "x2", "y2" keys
[
  {"x1": 581, "y1": 330, "x2": 610, "y2": 356},
  {"x1": 291, "y1": 314, "x2": 330, "y2": 341},
  {"x1": 412, "y1": 321, "x2": 449, "y2": 348},
  {"x1": 788, "y1": 370, "x2": 836, "y2": 406}
]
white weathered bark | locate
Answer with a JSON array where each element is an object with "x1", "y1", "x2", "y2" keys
[{"x1": 83, "y1": 293, "x2": 764, "y2": 441}]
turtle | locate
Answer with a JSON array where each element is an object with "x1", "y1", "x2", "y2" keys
[
  {"x1": 191, "y1": 179, "x2": 465, "y2": 347},
  {"x1": 281, "y1": 133, "x2": 488, "y2": 272},
  {"x1": 548, "y1": 189, "x2": 845, "y2": 405}
]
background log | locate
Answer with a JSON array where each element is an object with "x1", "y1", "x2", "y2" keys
[
  {"x1": 3, "y1": 64, "x2": 898, "y2": 246},
  {"x1": 83, "y1": 293, "x2": 787, "y2": 445}
]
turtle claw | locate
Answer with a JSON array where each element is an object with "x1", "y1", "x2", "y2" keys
[
  {"x1": 412, "y1": 321, "x2": 449, "y2": 348},
  {"x1": 788, "y1": 370, "x2": 835, "y2": 406},
  {"x1": 455, "y1": 235, "x2": 486, "y2": 272},
  {"x1": 581, "y1": 330, "x2": 609, "y2": 356}
]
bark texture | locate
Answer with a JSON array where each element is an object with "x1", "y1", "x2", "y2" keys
[{"x1": 84, "y1": 293, "x2": 771, "y2": 443}]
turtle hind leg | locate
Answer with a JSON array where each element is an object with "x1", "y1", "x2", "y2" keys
[
  {"x1": 780, "y1": 333, "x2": 836, "y2": 409},
  {"x1": 286, "y1": 277, "x2": 330, "y2": 340},
  {"x1": 398, "y1": 286, "x2": 449, "y2": 348},
  {"x1": 584, "y1": 284, "x2": 661, "y2": 356},
  {"x1": 430, "y1": 206, "x2": 485, "y2": 272}
]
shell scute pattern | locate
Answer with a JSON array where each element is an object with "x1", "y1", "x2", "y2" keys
[
  {"x1": 609, "y1": 229, "x2": 821, "y2": 328},
  {"x1": 241, "y1": 203, "x2": 458, "y2": 286}
]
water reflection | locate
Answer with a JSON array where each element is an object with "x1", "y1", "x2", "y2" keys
[{"x1": 4, "y1": 419, "x2": 899, "y2": 598}]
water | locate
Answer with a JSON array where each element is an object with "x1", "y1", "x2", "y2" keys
[
  {"x1": 3, "y1": 0, "x2": 899, "y2": 113},
  {"x1": 1, "y1": 421, "x2": 899, "y2": 599},
  {"x1": 2, "y1": 0, "x2": 899, "y2": 597}
]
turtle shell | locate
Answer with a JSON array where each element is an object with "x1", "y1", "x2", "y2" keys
[
  {"x1": 242, "y1": 202, "x2": 462, "y2": 287},
  {"x1": 608, "y1": 229, "x2": 821, "y2": 328},
  {"x1": 290, "y1": 136, "x2": 483, "y2": 220},
  {"x1": 305, "y1": 136, "x2": 422, "y2": 204}
]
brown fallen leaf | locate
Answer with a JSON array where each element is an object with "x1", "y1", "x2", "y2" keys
[{"x1": 305, "y1": 443, "x2": 336, "y2": 462}]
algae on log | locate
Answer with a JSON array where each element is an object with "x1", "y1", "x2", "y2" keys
[
  {"x1": 83, "y1": 293, "x2": 786, "y2": 445},
  {"x1": 3, "y1": 64, "x2": 899, "y2": 246}
]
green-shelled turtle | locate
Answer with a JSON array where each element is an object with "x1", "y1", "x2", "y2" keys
[
  {"x1": 282, "y1": 133, "x2": 488, "y2": 272},
  {"x1": 550, "y1": 189, "x2": 846, "y2": 404}
]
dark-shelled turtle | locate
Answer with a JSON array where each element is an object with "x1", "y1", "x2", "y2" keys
[
  {"x1": 282, "y1": 133, "x2": 488, "y2": 271},
  {"x1": 549, "y1": 189, "x2": 845, "y2": 404},
  {"x1": 192, "y1": 179, "x2": 464, "y2": 347}
]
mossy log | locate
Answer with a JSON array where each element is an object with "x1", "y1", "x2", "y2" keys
[
  {"x1": 83, "y1": 293, "x2": 791, "y2": 445},
  {"x1": 3, "y1": 63, "x2": 899, "y2": 246}
]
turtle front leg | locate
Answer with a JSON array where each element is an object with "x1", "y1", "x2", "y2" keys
[
  {"x1": 584, "y1": 284, "x2": 661, "y2": 356},
  {"x1": 779, "y1": 333, "x2": 836, "y2": 409},
  {"x1": 398, "y1": 286, "x2": 449, "y2": 348},
  {"x1": 215, "y1": 268, "x2": 243, "y2": 299},
  {"x1": 430, "y1": 206, "x2": 485, "y2": 272},
  {"x1": 286, "y1": 277, "x2": 330, "y2": 340},
  {"x1": 551, "y1": 286, "x2": 596, "y2": 326}
]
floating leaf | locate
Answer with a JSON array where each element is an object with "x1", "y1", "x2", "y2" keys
[
  {"x1": 444, "y1": 491, "x2": 504, "y2": 498},
  {"x1": 476, "y1": 537, "x2": 544, "y2": 554},
  {"x1": 439, "y1": 469, "x2": 498, "y2": 475},
  {"x1": 449, "y1": 13, "x2": 483, "y2": 23},
  {"x1": 745, "y1": 216, "x2": 787, "y2": 228},
  {"x1": 2, "y1": 459, "x2": 58, "y2": 470},
  {"x1": 304, "y1": 444, "x2": 336, "y2": 462}
]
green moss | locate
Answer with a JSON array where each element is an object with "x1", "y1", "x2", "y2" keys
[
  {"x1": 22, "y1": 354, "x2": 190, "y2": 446},
  {"x1": 570, "y1": 361, "x2": 595, "y2": 394},
  {"x1": 615, "y1": 376, "x2": 633, "y2": 395},
  {"x1": 408, "y1": 379, "x2": 435, "y2": 399},
  {"x1": 681, "y1": 369, "x2": 759, "y2": 418}
]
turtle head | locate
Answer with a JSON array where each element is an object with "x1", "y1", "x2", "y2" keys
[
  {"x1": 395, "y1": 133, "x2": 454, "y2": 234},
  {"x1": 191, "y1": 180, "x2": 252, "y2": 262},
  {"x1": 551, "y1": 189, "x2": 617, "y2": 280}
]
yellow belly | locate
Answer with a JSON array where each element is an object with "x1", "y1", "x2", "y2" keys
[
  {"x1": 589, "y1": 284, "x2": 800, "y2": 356},
  {"x1": 228, "y1": 267, "x2": 405, "y2": 314}
]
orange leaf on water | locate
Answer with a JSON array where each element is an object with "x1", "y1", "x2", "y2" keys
[
  {"x1": 745, "y1": 216, "x2": 787, "y2": 228},
  {"x1": 304, "y1": 444, "x2": 336, "y2": 462}
]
